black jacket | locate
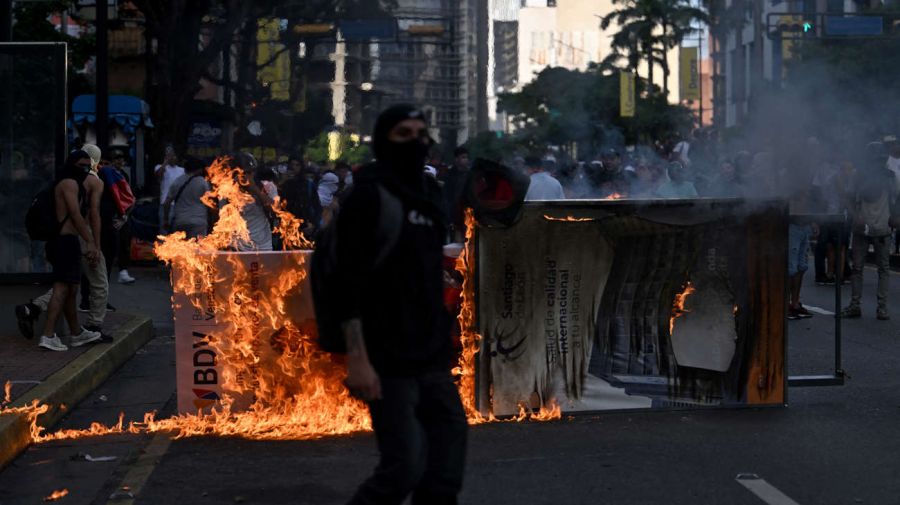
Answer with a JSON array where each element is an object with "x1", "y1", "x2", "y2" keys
[{"x1": 334, "y1": 162, "x2": 452, "y2": 377}]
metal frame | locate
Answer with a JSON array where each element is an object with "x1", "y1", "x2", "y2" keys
[
  {"x1": 472, "y1": 197, "x2": 795, "y2": 414},
  {"x1": 787, "y1": 213, "x2": 846, "y2": 388},
  {"x1": 0, "y1": 42, "x2": 67, "y2": 283}
]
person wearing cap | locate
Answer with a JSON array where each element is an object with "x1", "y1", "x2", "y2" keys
[
  {"x1": 524, "y1": 155, "x2": 565, "y2": 200},
  {"x1": 655, "y1": 161, "x2": 698, "y2": 199},
  {"x1": 155, "y1": 146, "x2": 185, "y2": 234},
  {"x1": 335, "y1": 104, "x2": 467, "y2": 505}
]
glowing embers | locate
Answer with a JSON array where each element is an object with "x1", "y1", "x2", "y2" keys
[
  {"x1": 605, "y1": 192, "x2": 624, "y2": 200},
  {"x1": 542, "y1": 215, "x2": 597, "y2": 223},
  {"x1": 43, "y1": 489, "x2": 68, "y2": 501},
  {"x1": 670, "y1": 282, "x2": 697, "y2": 335}
]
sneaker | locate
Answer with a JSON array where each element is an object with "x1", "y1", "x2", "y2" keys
[
  {"x1": 787, "y1": 307, "x2": 801, "y2": 320},
  {"x1": 38, "y1": 335, "x2": 68, "y2": 352},
  {"x1": 117, "y1": 269, "x2": 136, "y2": 284},
  {"x1": 795, "y1": 305, "x2": 814, "y2": 319},
  {"x1": 14, "y1": 303, "x2": 40, "y2": 339},
  {"x1": 83, "y1": 325, "x2": 113, "y2": 343},
  {"x1": 106, "y1": 303, "x2": 116, "y2": 312},
  {"x1": 877, "y1": 307, "x2": 890, "y2": 321},
  {"x1": 78, "y1": 301, "x2": 90, "y2": 313},
  {"x1": 815, "y1": 277, "x2": 828, "y2": 286},
  {"x1": 70, "y1": 328, "x2": 102, "y2": 347},
  {"x1": 840, "y1": 305, "x2": 862, "y2": 318},
  {"x1": 822, "y1": 277, "x2": 836, "y2": 285}
]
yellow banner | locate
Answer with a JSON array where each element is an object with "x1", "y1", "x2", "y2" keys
[
  {"x1": 619, "y1": 71, "x2": 635, "y2": 118},
  {"x1": 257, "y1": 18, "x2": 291, "y2": 101},
  {"x1": 679, "y1": 46, "x2": 700, "y2": 101}
]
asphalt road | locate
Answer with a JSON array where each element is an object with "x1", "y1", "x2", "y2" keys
[{"x1": 2, "y1": 266, "x2": 899, "y2": 505}]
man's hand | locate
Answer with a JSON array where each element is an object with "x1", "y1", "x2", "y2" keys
[
  {"x1": 84, "y1": 244, "x2": 100, "y2": 266},
  {"x1": 341, "y1": 318, "x2": 381, "y2": 401},
  {"x1": 345, "y1": 355, "x2": 382, "y2": 402}
]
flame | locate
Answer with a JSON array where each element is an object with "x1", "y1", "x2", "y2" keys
[
  {"x1": 670, "y1": 282, "x2": 696, "y2": 335},
  {"x1": 542, "y1": 215, "x2": 596, "y2": 223},
  {"x1": 3, "y1": 381, "x2": 10, "y2": 405},
  {"x1": 455, "y1": 209, "x2": 560, "y2": 423},
  {"x1": 43, "y1": 489, "x2": 69, "y2": 501},
  {"x1": 605, "y1": 192, "x2": 624, "y2": 200},
  {"x1": 3, "y1": 161, "x2": 559, "y2": 445}
]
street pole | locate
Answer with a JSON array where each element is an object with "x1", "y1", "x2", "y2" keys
[{"x1": 96, "y1": 0, "x2": 109, "y2": 153}]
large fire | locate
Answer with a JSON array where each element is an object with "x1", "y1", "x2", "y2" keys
[
  {"x1": 0, "y1": 157, "x2": 559, "y2": 445},
  {"x1": 670, "y1": 282, "x2": 696, "y2": 335}
]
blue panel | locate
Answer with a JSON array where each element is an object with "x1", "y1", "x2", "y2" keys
[
  {"x1": 338, "y1": 19, "x2": 397, "y2": 41},
  {"x1": 825, "y1": 16, "x2": 883, "y2": 36}
]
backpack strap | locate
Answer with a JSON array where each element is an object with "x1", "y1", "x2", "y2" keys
[
  {"x1": 373, "y1": 184, "x2": 404, "y2": 267},
  {"x1": 172, "y1": 174, "x2": 201, "y2": 206}
]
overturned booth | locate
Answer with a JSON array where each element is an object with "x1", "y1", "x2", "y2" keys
[{"x1": 472, "y1": 199, "x2": 788, "y2": 415}]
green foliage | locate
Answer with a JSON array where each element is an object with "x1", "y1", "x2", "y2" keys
[
  {"x1": 305, "y1": 131, "x2": 372, "y2": 166},
  {"x1": 496, "y1": 66, "x2": 693, "y2": 156},
  {"x1": 12, "y1": 1, "x2": 95, "y2": 101}
]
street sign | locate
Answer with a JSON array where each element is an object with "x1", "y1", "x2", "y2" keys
[
  {"x1": 338, "y1": 19, "x2": 398, "y2": 41},
  {"x1": 768, "y1": 12, "x2": 895, "y2": 39},
  {"x1": 824, "y1": 15, "x2": 883, "y2": 37}
]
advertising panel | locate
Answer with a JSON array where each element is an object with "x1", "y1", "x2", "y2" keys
[
  {"x1": 173, "y1": 251, "x2": 314, "y2": 414},
  {"x1": 476, "y1": 200, "x2": 787, "y2": 415}
]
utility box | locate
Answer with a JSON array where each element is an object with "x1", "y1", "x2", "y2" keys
[{"x1": 172, "y1": 251, "x2": 315, "y2": 414}]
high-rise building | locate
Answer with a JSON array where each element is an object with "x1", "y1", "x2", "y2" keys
[{"x1": 371, "y1": 0, "x2": 488, "y2": 148}]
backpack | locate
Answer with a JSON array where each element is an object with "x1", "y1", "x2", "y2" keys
[
  {"x1": 25, "y1": 179, "x2": 84, "y2": 241},
  {"x1": 311, "y1": 184, "x2": 403, "y2": 353}
]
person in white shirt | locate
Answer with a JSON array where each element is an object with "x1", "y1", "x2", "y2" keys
[
  {"x1": 524, "y1": 155, "x2": 565, "y2": 200},
  {"x1": 155, "y1": 146, "x2": 185, "y2": 234}
]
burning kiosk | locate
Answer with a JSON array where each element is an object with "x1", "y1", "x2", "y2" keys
[
  {"x1": 471, "y1": 198, "x2": 788, "y2": 416},
  {"x1": 165, "y1": 157, "x2": 787, "y2": 433}
]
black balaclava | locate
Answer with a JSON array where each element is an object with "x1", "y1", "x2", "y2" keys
[
  {"x1": 59, "y1": 150, "x2": 92, "y2": 185},
  {"x1": 372, "y1": 104, "x2": 430, "y2": 183}
]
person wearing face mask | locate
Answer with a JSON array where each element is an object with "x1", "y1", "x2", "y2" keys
[
  {"x1": 334, "y1": 105, "x2": 466, "y2": 505},
  {"x1": 15, "y1": 150, "x2": 104, "y2": 350}
]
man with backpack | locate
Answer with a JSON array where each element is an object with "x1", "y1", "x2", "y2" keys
[
  {"x1": 164, "y1": 157, "x2": 211, "y2": 239},
  {"x1": 315, "y1": 104, "x2": 467, "y2": 505},
  {"x1": 16, "y1": 150, "x2": 103, "y2": 351}
]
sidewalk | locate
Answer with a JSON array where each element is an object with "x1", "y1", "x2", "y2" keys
[{"x1": 0, "y1": 266, "x2": 172, "y2": 468}]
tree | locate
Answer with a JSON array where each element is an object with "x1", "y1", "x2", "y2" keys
[
  {"x1": 496, "y1": 66, "x2": 693, "y2": 158},
  {"x1": 12, "y1": 1, "x2": 95, "y2": 102},
  {"x1": 600, "y1": 0, "x2": 707, "y2": 96},
  {"x1": 132, "y1": 0, "x2": 396, "y2": 157}
]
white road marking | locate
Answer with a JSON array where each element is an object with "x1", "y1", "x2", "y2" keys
[
  {"x1": 802, "y1": 305, "x2": 835, "y2": 316},
  {"x1": 736, "y1": 474, "x2": 802, "y2": 505}
]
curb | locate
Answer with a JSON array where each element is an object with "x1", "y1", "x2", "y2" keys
[{"x1": 0, "y1": 312, "x2": 154, "y2": 470}]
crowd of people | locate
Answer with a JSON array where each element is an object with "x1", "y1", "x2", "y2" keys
[{"x1": 506, "y1": 129, "x2": 900, "y2": 322}]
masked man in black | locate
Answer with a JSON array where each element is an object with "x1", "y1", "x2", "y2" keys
[{"x1": 336, "y1": 105, "x2": 467, "y2": 505}]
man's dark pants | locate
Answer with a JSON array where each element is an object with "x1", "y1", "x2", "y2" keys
[{"x1": 348, "y1": 372, "x2": 467, "y2": 505}]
